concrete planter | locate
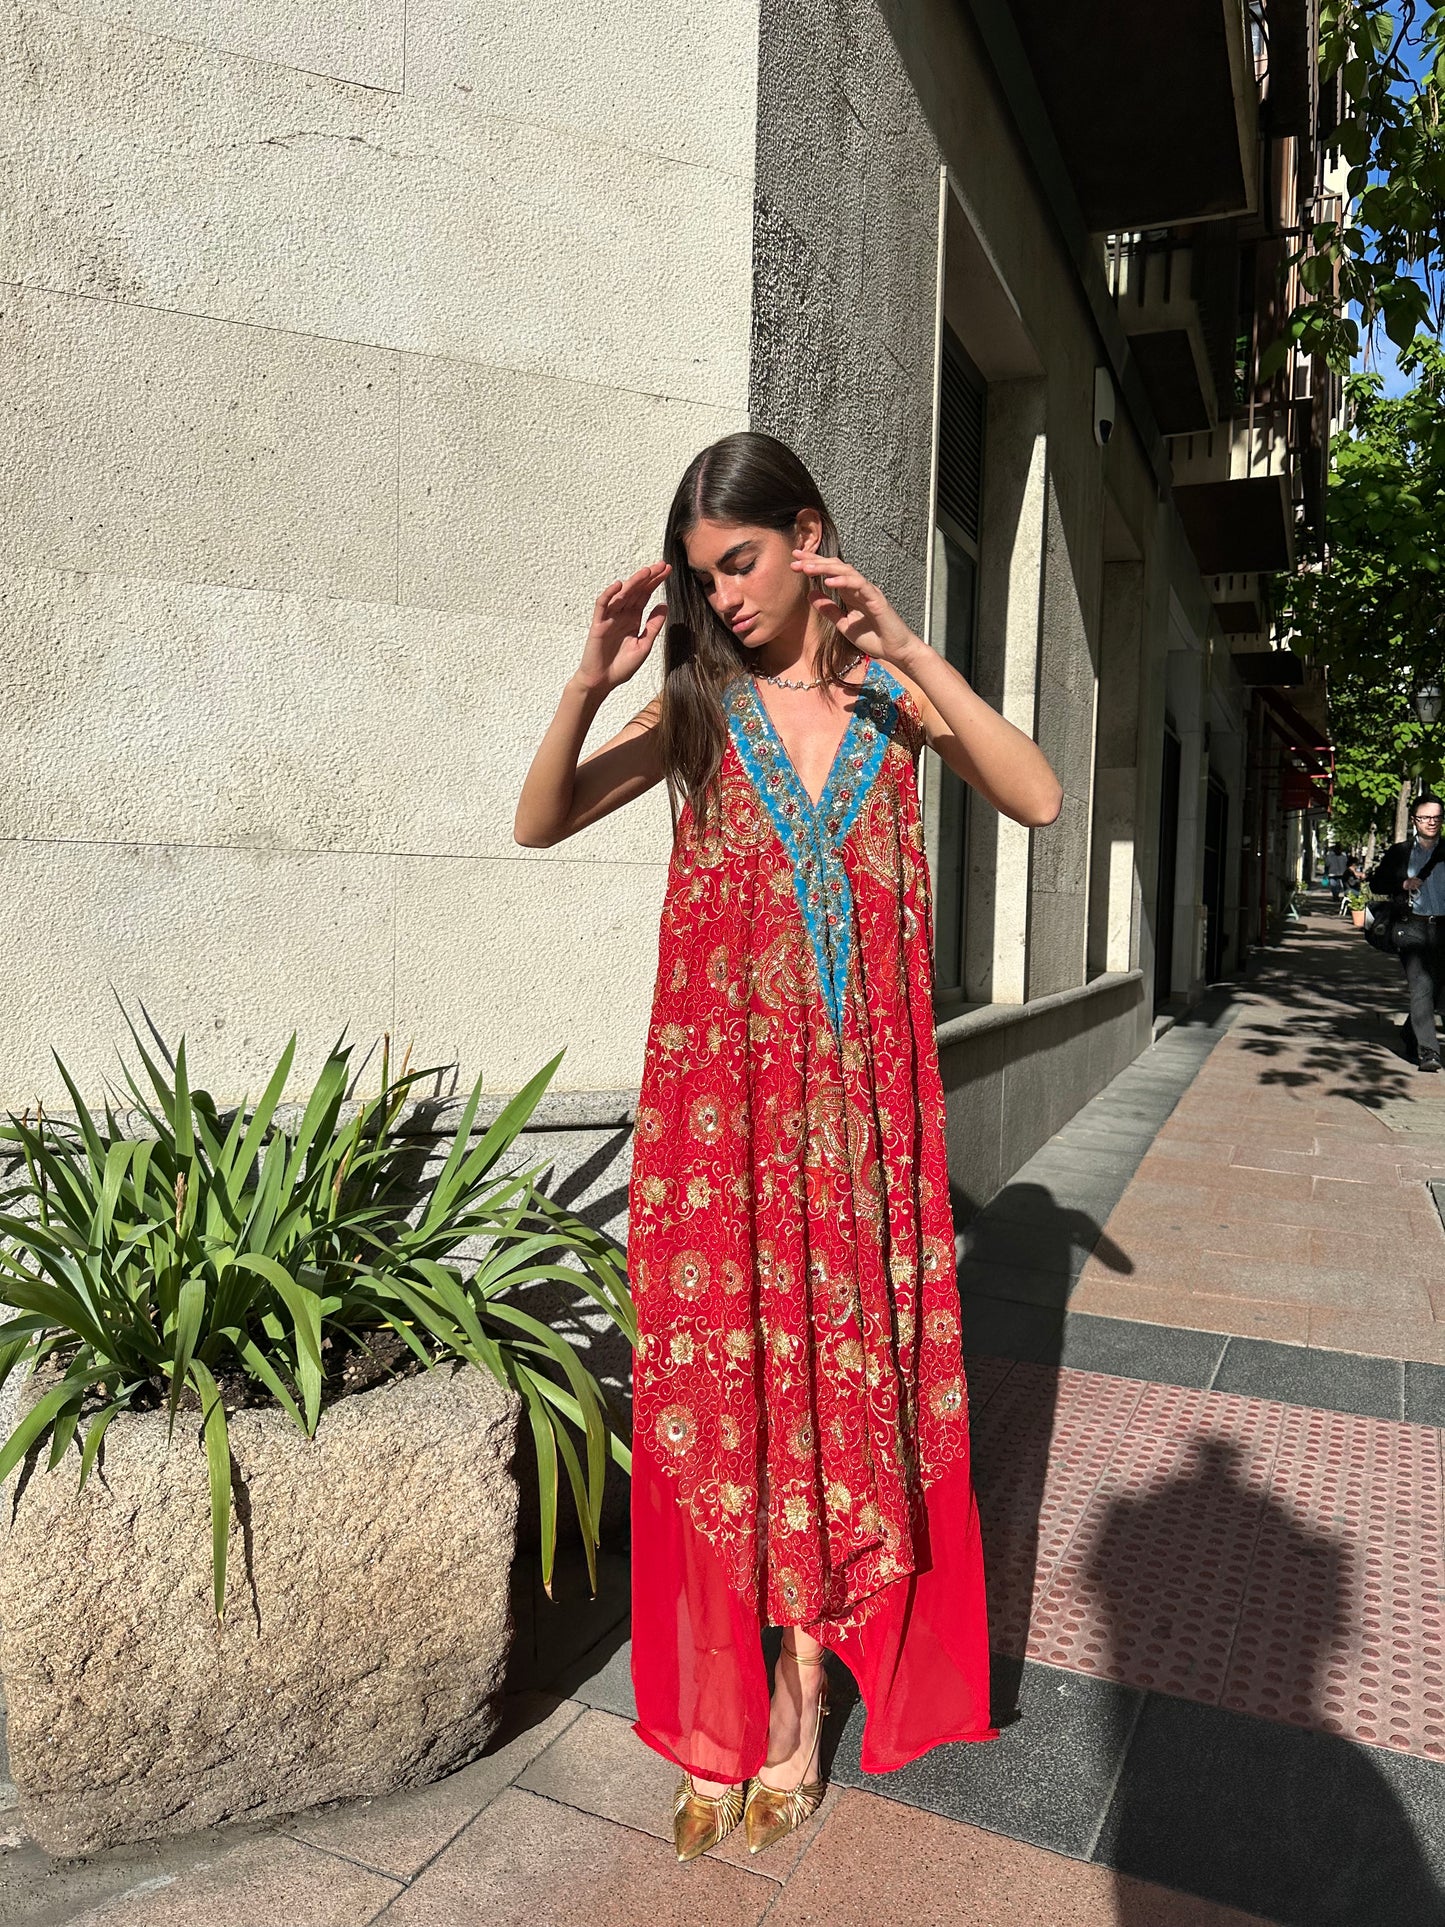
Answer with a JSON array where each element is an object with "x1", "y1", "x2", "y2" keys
[{"x1": 0, "y1": 1364, "x2": 519, "y2": 1855}]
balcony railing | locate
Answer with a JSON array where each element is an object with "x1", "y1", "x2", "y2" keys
[
  {"x1": 1105, "y1": 228, "x2": 1246, "y2": 435},
  {"x1": 1169, "y1": 404, "x2": 1299, "y2": 573},
  {"x1": 1169, "y1": 405, "x2": 1294, "y2": 488}
]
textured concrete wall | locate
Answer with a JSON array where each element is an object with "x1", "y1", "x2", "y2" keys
[
  {"x1": 1, "y1": 0, "x2": 758, "y2": 1105},
  {"x1": 749, "y1": 0, "x2": 939, "y2": 630},
  {"x1": 1087, "y1": 561, "x2": 1148, "y2": 978},
  {"x1": 879, "y1": 0, "x2": 1108, "y2": 1014},
  {"x1": 747, "y1": 0, "x2": 1205, "y2": 1201},
  {"x1": 966, "y1": 378, "x2": 1048, "y2": 1008},
  {"x1": 1027, "y1": 477, "x2": 1102, "y2": 1001},
  {"x1": 939, "y1": 972, "x2": 1151, "y2": 1215}
]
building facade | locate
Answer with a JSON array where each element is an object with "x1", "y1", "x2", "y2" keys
[{"x1": 2, "y1": 0, "x2": 1334, "y2": 1218}]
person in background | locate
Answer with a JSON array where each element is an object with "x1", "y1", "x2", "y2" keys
[
  {"x1": 1323, "y1": 844, "x2": 1349, "y2": 901},
  {"x1": 1371, "y1": 796, "x2": 1445, "y2": 1072},
  {"x1": 1338, "y1": 850, "x2": 1367, "y2": 917}
]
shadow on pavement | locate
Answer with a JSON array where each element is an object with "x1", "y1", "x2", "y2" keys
[
  {"x1": 955, "y1": 1178, "x2": 1132, "y2": 1717},
  {"x1": 1225, "y1": 911, "x2": 1429, "y2": 1108},
  {"x1": 1095, "y1": 1437, "x2": 1445, "y2": 1926}
]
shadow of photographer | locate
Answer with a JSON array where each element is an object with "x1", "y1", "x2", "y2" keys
[
  {"x1": 955, "y1": 1153, "x2": 1445, "y2": 1922},
  {"x1": 1093, "y1": 1436, "x2": 1445, "y2": 1926}
]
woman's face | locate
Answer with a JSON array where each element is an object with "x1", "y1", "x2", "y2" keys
[{"x1": 682, "y1": 510, "x2": 822, "y2": 651}]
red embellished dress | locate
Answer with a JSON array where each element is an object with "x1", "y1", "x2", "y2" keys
[{"x1": 627, "y1": 659, "x2": 995, "y2": 1780}]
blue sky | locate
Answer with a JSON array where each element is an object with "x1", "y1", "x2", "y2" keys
[
  {"x1": 1363, "y1": 338, "x2": 1417, "y2": 395},
  {"x1": 1350, "y1": 13, "x2": 1435, "y2": 393}
]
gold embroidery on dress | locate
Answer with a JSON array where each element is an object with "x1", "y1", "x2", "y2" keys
[{"x1": 630, "y1": 684, "x2": 972, "y2": 1628}]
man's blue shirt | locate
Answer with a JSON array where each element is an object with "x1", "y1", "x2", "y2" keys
[{"x1": 1407, "y1": 837, "x2": 1445, "y2": 914}]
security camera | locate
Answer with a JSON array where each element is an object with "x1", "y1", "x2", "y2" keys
[{"x1": 1093, "y1": 366, "x2": 1116, "y2": 448}]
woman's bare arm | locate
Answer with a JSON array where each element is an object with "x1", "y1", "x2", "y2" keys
[
  {"x1": 792, "y1": 551, "x2": 1063, "y2": 829},
  {"x1": 886, "y1": 652, "x2": 1062, "y2": 828},
  {"x1": 513, "y1": 686, "x2": 664, "y2": 847},
  {"x1": 513, "y1": 562, "x2": 670, "y2": 848}
]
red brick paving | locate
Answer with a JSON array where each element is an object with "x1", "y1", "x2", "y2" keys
[
  {"x1": 971, "y1": 1362, "x2": 1445, "y2": 1761},
  {"x1": 765, "y1": 1790, "x2": 1272, "y2": 1927},
  {"x1": 1072, "y1": 913, "x2": 1445, "y2": 1356}
]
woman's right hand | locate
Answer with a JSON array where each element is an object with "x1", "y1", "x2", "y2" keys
[{"x1": 575, "y1": 562, "x2": 670, "y2": 693}]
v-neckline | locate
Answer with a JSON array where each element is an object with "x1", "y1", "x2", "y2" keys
[{"x1": 742, "y1": 661, "x2": 877, "y2": 814}]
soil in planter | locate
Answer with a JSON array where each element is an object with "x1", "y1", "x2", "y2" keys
[{"x1": 69, "y1": 1325, "x2": 436, "y2": 1423}]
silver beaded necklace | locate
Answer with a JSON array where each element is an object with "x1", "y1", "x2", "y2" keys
[{"x1": 749, "y1": 652, "x2": 862, "y2": 692}]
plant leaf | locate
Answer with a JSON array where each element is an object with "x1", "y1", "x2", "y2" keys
[
  {"x1": 167, "y1": 1275, "x2": 207, "y2": 1433},
  {"x1": 515, "y1": 1367, "x2": 559, "y2": 1596},
  {"x1": 0, "y1": 1380, "x2": 84, "y2": 1485},
  {"x1": 189, "y1": 1359, "x2": 233, "y2": 1618}
]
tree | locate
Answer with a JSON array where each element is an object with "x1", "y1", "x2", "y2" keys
[
  {"x1": 1284, "y1": 2, "x2": 1445, "y2": 373},
  {"x1": 1280, "y1": 336, "x2": 1445, "y2": 839}
]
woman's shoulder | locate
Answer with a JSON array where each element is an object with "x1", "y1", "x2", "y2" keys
[{"x1": 868, "y1": 659, "x2": 927, "y2": 754}]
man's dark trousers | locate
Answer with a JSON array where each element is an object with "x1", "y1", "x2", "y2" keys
[{"x1": 1397, "y1": 918, "x2": 1445, "y2": 1060}]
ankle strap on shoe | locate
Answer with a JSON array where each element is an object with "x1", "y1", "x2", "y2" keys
[{"x1": 779, "y1": 1640, "x2": 825, "y2": 1666}]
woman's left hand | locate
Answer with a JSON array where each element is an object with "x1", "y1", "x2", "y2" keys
[{"x1": 791, "y1": 551, "x2": 919, "y2": 667}]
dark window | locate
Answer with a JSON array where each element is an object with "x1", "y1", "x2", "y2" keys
[
  {"x1": 1155, "y1": 726, "x2": 1182, "y2": 1005},
  {"x1": 937, "y1": 328, "x2": 985, "y2": 545},
  {"x1": 932, "y1": 327, "x2": 985, "y2": 997}
]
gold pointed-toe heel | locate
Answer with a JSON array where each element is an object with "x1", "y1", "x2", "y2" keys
[
  {"x1": 744, "y1": 1642, "x2": 829, "y2": 1857},
  {"x1": 672, "y1": 1775, "x2": 746, "y2": 1862}
]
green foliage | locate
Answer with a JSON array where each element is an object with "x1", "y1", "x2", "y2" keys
[
  {"x1": 0, "y1": 1017, "x2": 635, "y2": 1614},
  {"x1": 1284, "y1": 2, "x2": 1445, "y2": 371},
  {"x1": 1280, "y1": 336, "x2": 1445, "y2": 836}
]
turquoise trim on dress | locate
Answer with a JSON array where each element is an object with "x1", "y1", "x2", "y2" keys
[{"x1": 726, "y1": 660, "x2": 903, "y2": 1036}]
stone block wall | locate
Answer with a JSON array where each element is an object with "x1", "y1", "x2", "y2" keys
[
  {"x1": 1, "y1": 0, "x2": 759, "y2": 1105},
  {"x1": 938, "y1": 973, "x2": 1151, "y2": 1215}
]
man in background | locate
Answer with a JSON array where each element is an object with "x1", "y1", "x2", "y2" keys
[
  {"x1": 1371, "y1": 796, "x2": 1445, "y2": 1072},
  {"x1": 1323, "y1": 844, "x2": 1349, "y2": 901}
]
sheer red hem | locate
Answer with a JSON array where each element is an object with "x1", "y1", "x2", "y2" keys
[
  {"x1": 856, "y1": 1724, "x2": 1000, "y2": 1773},
  {"x1": 629, "y1": 1721, "x2": 766, "y2": 1785},
  {"x1": 631, "y1": 1448, "x2": 994, "y2": 1783}
]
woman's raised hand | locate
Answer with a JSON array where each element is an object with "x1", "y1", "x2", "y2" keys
[
  {"x1": 576, "y1": 562, "x2": 671, "y2": 693},
  {"x1": 790, "y1": 551, "x2": 920, "y2": 668}
]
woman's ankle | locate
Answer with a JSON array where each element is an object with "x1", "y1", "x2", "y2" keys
[{"x1": 689, "y1": 1772, "x2": 738, "y2": 1798}]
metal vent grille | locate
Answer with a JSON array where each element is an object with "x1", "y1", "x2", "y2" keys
[{"x1": 937, "y1": 329, "x2": 985, "y2": 546}]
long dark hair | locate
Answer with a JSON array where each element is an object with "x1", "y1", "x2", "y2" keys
[{"x1": 659, "y1": 431, "x2": 852, "y2": 826}]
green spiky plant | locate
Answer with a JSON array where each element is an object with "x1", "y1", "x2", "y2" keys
[{"x1": 0, "y1": 1018, "x2": 634, "y2": 1615}]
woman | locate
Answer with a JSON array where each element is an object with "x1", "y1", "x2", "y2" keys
[{"x1": 515, "y1": 432, "x2": 1062, "y2": 1860}]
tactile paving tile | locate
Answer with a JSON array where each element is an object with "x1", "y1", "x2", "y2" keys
[
  {"x1": 968, "y1": 1362, "x2": 1065, "y2": 1651},
  {"x1": 970, "y1": 1360, "x2": 1445, "y2": 1761},
  {"x1": 1024, "y1": 1380, "x2": 1285, "y2": 1704},
  {"x1": 1222, "y1": 1406, "x2": 1445, "y2": 1758},
  {"x1": 962, "y1": 1353, "x2": 1014, "y2": 1416},
  {"x1": 968, "y1": 1359, "x2": 1061, "y2": 1498},
  {"x1": 971, "y1": 1364, "x2": 1146, "y2": 1654}
]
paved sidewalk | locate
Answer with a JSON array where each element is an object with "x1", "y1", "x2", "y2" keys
[
  {"x1": 1070, "y1": 907, "x2": 1445, "y2": 1361},
  {"x1": 3, "y1": 903, "x2": 1444, "y2": 1925}
]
